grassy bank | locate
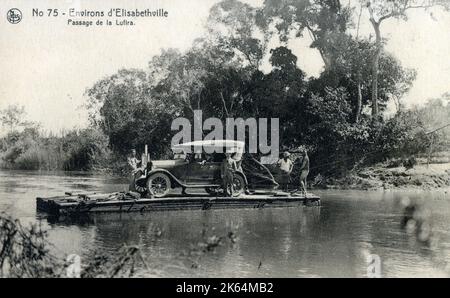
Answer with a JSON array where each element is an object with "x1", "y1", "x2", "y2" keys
[
  {"x1": 323, "y1": 158, "x2": 450, "y2": 191},
  {"x1": 0, "y1": 127, "x2": 112, "y2": 172}
]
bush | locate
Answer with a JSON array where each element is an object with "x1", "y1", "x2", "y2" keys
[
  {"x1": 62, "y1": 129, "x2": 111, "y2": 171},
  {"x1": 0, "y1": 128, "x2": 111, "y2": 171}
]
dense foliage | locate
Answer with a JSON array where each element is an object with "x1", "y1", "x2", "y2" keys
[
  {"x1": 0, "y1": 125, "x2": 110, "y2": 171},
  {"x1": 1, "y1": 0, "x2": 449, "y2": 176},
  {"x1": 81, "y1": 0, "x2": 448, "y2": 177}
]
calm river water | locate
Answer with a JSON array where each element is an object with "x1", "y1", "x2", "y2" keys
[{"x1": 1, "y1": 170, "x2": 449, "y2": 277}]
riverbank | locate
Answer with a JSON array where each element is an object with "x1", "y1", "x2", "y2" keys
[{"x1": 323, "y1": 161, "x2": 450, "y2": 191}]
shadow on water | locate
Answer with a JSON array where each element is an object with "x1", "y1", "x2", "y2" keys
[{"x1": 1, "y1": 170, "x2": 450, "y2": 277}]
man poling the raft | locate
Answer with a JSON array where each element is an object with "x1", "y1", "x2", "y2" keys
[
  {"x1": 290, "y1": 146, "x2": 310, "y2": 197},
  {"x1": 221, "y1": 152, "x2": 238, "y2": 197}
]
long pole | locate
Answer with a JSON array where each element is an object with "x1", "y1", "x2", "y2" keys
[{"x1": 425, "y1": 123, "x2": 450, "y2": 135}]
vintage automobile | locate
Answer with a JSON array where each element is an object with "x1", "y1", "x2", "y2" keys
[{"x1": 133, "y1": 140, "x2": 248, "y2": 198}]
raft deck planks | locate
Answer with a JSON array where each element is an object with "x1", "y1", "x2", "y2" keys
[{"x1": 36, "y1": 192, "x2": 320, "y2": 216}]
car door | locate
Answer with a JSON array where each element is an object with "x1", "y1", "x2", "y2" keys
[
  {"x1": 185, "y1": 161, "x2": 215, "y2": 184},
  {"x1": 185, "y1": 152, "x2": 222, "y2": 185},
  {"x1": 167, "y1": 160, "x2": 189, "y2": 183}
]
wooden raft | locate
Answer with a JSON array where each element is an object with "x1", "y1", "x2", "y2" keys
[{"x1": 36, "y1": 192, "x2": 321, "y2": 216}]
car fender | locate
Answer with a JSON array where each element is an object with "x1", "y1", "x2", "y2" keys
[{"x1": 146, "y1": 169, "x2": 184, "y2": 188}]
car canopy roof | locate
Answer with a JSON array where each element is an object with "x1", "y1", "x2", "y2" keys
[{"x1": 173, "y1": 140, "x2": 244, "y2": 154}]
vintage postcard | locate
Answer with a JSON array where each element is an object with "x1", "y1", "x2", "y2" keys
[{"x1": 1, "y1": 0, "x2": 449, "y2": 284}]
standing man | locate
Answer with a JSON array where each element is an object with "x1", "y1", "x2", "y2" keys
[
  {"x1": 232, "y1": 152, "x2": 251, "y2": 195},
  {"x1": 222, "y1": 152, "x2": 237, "y2": 197},
  {"x1": 127, "y1": 149, "x2": 141, "y2": 192},
  {"x1": 128, "y1": 149, "x2": 141, "y2": 171},
  {"x1": 298, "y1": 148, "x2": 310, "y2": 197},
  {"x1": 277, "y1": 151, "x2": 293, "y2": 192}
]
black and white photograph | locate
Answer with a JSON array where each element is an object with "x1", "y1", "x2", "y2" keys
[{"x1": 1, "y1": 0, "x2": 450, "y2": 283}]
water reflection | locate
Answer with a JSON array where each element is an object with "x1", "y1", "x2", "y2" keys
[{"x1": 0, "y1": 170, "x2": 449, "y2": 277}]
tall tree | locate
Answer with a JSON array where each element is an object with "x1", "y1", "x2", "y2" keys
[
  {"x1": 261, "y1": 0, "x2": 352, "y2": 71},
  {"x1": 308, "y1": 37, "x2": 416, "y2": 122},
  {"x1": 362, "y1": 0, "x2": 449, "y2": 117},
  {"x1": 0, "y1": 105, "x2": 31, "y2": 133},
  {"x1": 85, "y1": 68, "x2": 176, "y2": 155},
  {"x1": 206, "y1": 0, "x2": 266, "y2": 68}
]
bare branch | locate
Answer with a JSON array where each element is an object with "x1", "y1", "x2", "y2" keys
[{"x1": 219, "y1": 91, "x2": 229, "y2": 117}]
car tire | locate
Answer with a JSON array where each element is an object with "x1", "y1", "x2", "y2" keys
[
  {"x1": 147, "y1": 173, "x2": 171, "y2": 198},
  {"x1": 232, "y1": 174, "x2": 246, "y2": 197}
]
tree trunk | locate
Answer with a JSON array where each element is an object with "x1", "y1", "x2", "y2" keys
[
  {"x1": 427, "y1": 134, "x2": 435, "y2": 168},
  {"x1": 321, "y1": 50, "x2": 332, "y2": 73},
  {"x1": 355, "y1": 73, "x2": 363, "y2": 123},
  {"x1": 370, "y1": 20, "x2": 382, "y2": 118},
  {"x1": 305, "y1": 26, "x2": 332, "y2": 72}
]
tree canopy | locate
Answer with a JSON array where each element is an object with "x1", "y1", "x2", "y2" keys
[{"x1": 84, "y1": 0, "x2": 447, "y2": 175}]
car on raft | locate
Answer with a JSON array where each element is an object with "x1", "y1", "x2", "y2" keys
[{"x1": 132, "y1": 140, "x2": 279, "y2": 198}]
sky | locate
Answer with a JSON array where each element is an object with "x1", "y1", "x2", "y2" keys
[{"x1": 1, "y1": 0, "x2": 450, "y2": 134}]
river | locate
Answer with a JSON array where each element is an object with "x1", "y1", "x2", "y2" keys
[{"x1": 1, "y1": 170, "x2": 449, "y2": 277}]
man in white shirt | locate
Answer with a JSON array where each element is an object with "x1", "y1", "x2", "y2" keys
[
  {"x1": 277, "y1": 151, "x2": 293, "y2": 192},
  {"x1": 127, "y1": 149, "x2": 140, "y2": 171}
]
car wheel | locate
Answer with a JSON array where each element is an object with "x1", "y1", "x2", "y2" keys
[
  {"x1": 147, "y1": 173, "x2": 171, "y2": 198},
  {"x1": 232, "y1": 174, "x2": 245, "y2": 197}
]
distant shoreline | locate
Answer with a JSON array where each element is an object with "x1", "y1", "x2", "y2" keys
[
  {"x1": 1, "y1": 160, "x2": 449, "y2": 192},
  {"x1": 320, "y1": 161, "x2": 450, "y2": 191}
]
